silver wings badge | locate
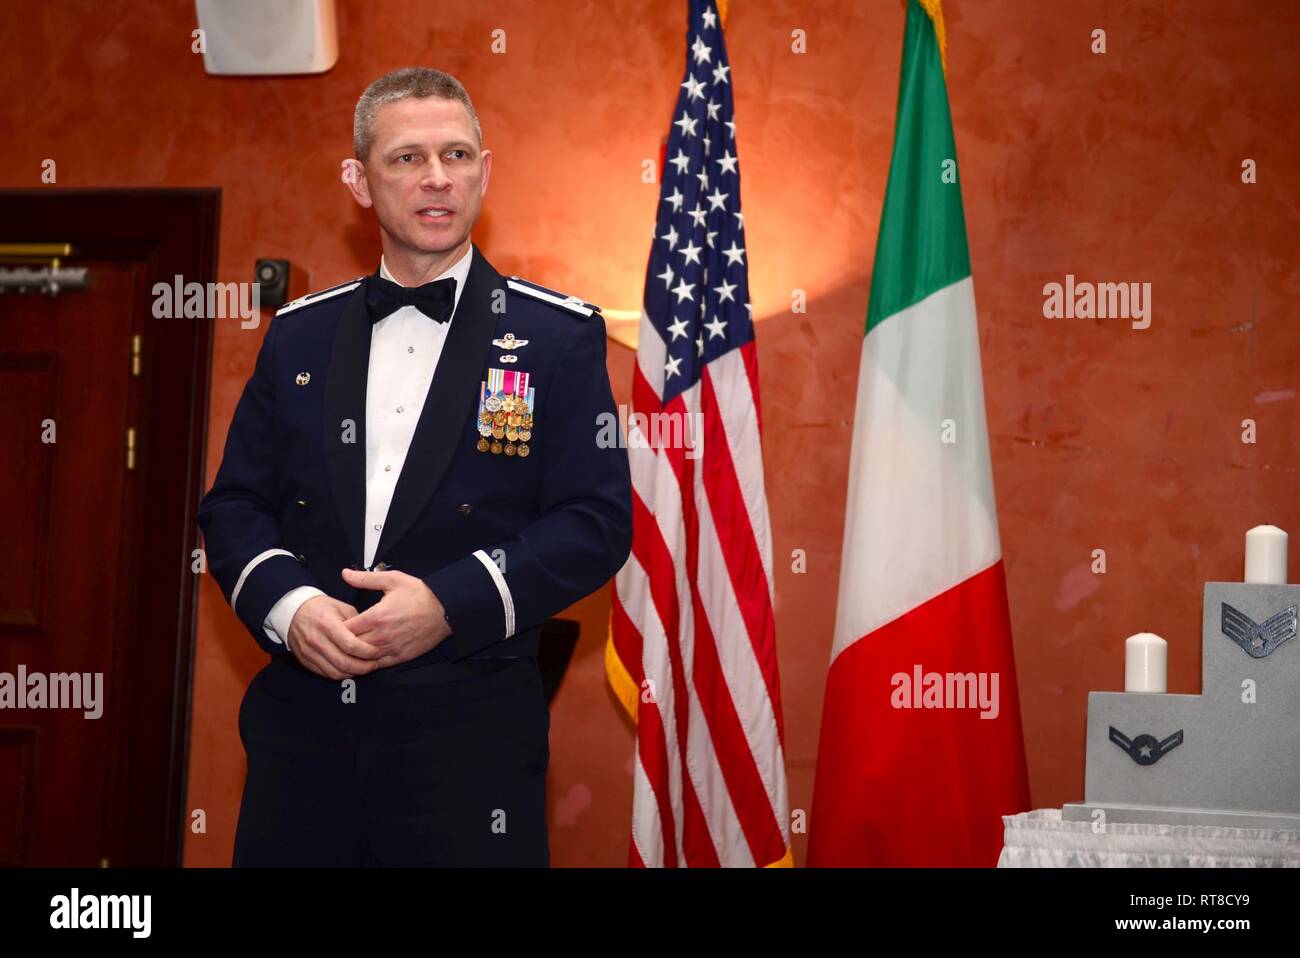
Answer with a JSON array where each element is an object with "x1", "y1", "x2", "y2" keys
[{"x1": 493, "y1": 332, "x2": 529, "y2": 362}]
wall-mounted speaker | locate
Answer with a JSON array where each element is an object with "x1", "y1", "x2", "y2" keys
[
  {"x1": 195, "y1": 0, "x2": 338, "y2": 76},
  {"x1": 255, "y1": 259, "x2": 291, "y2": 308}
]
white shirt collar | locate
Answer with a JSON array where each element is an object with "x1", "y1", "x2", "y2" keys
[{"x1": 378, "y1": 243, "x2": 474, "y2": 319}]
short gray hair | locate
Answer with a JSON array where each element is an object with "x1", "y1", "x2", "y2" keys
[{"x1": 353, "y1": 67, "x2": 482, "y2": 161}]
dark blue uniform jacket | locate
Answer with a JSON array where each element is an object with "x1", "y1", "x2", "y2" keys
[{"x1": 197, "y1": 243, "x2": 633, "y2": 665}]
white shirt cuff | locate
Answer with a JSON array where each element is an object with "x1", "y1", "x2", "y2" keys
[{"x1": 264, "y1": 586, "x2": 326, "y2": 651}]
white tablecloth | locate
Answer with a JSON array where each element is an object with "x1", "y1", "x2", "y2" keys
[{"x1": 997, "y1": 809, "x2": 1300, "y2": 867}]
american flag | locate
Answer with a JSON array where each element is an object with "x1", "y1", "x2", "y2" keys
[{"x1": 606, "y1": 0, "x2": 790, "y2": 868}]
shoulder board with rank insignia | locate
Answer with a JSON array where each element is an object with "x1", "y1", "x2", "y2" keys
[
  {"x1": 276, "y1": 277, "x2": 364, "y2": 316},
  {"x1": 505, "y1": 276, "x2": 601, "y2": 318}
]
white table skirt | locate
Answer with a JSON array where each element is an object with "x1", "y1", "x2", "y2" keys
[{"x1": 997, "y1": 809, "x2": 1300, "y2": 867}]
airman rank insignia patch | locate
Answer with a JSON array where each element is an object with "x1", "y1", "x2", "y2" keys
[
  {"x1": 1108, "y1": 726, "x2": 1184, "y2": 766},
  {"x1": 476, "y1": 367, "x2": 535, "y2": 458},
  {"x1": 1221, "y1": 602, "x2": 1297, "y2": 658}
]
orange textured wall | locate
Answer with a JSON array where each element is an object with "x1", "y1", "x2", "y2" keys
[{"x1": 2, "y1": 0, "x2": 1297, "y2": 867}]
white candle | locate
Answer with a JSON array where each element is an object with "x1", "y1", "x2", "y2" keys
[
  {"x1": 1244, "y1": 525, "x2": 1288, "y2": 585},
  {"x1": 1125, "y1": 633, "x2": 1167, "y2": 693}
]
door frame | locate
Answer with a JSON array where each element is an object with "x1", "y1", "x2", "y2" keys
[{"x1": 0, "y1": 188, "x2": 219, "y2": 866}]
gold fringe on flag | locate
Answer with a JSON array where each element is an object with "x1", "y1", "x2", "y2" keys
[
  {"x1": 605, "y1": 623, "x2": 641, "y2": 722},
  {"x1": 906, "y1": 0, "x2": 948, "y2": 76},
  {"x1": 765, "y1": 847, "x2": 794, "y2": 867}
]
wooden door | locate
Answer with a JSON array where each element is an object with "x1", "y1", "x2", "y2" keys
[
  {"x1": 0, "y1": 263, "x2": 136, "y2": 864},
  {"x1": 0, "y1": 190, "x2": 218, "y2": 865}
]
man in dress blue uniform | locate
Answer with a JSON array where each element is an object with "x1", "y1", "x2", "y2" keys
[{"x1": 197, "y1": 67, "x2": 632, "y2": 866}]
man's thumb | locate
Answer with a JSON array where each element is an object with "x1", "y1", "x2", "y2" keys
[{"x1": 341, "y1": 567, "x2": 391, "y2": 590}]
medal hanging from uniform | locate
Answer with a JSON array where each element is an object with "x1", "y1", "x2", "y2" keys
[{"x1": 476, "y1": 367, "x2": 534, "y2": 457}]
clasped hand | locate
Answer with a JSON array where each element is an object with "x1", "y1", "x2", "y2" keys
[{"x1": 286, "y1": 569, "x2": 452, "y2": 681}]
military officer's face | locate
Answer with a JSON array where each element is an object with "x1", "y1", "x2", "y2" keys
[{"x1": 350, "y1": 96, "x2": 492, "y2": 256}]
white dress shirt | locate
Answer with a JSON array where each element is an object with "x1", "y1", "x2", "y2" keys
[{"x1": 262, "y1": 245, "x2": 475, "y2": 649}]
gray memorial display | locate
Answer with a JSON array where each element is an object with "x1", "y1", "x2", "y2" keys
[{"x1": 1063, "y1": 535, "x2": 1300, "y2": 831}]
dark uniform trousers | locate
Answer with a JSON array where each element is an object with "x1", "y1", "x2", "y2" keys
[{"x1": 233, "y1": 654, "x2": 550, "y2": 867}]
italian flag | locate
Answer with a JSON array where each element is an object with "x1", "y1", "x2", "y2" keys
[{"x1": 807, "y1": 0, "x2": 1030, "y2": 867}]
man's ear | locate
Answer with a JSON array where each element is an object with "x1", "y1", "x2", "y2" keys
[
  {"x1": 479, "y1": 149, "x2": 493, "y2": 197},
  {"x1": 342, "y1": 159, "x2": 373, "y2": 208}
]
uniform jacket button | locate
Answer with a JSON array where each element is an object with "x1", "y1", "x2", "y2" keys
[
  {"x1": 295, "y1": 553, "x2": 307, "y2": 565},
  {"x1": 457, "y1": 503, "x2": 473, "y2": 515},
  {"x1": 373, "y1": 562, "x2": 388, "y2": 572}
]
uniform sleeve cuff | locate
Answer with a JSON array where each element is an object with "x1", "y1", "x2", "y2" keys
[
  {"x1": 470, "y1": 549, "x2": 515, "y2": 637},
  {"x1": 423, "y1": 549, "x2": 514, "y2": 660},
  {"x1": 231, "y1": 550, "x2": 318, "y2": 654}
]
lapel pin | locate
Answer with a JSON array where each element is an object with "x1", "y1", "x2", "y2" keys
[{"x1": 295, "y1": 372, "x2": 311, "y2": 386}]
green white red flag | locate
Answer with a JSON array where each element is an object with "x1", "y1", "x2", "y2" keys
[{"x1": 808, "y1": 0, "x2": 1031, "y2": 867}]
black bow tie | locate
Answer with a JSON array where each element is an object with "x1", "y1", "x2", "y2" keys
[{"x1": 364, "y1": 274, "x2": 457, "y2": 325}]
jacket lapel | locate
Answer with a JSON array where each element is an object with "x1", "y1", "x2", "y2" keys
[
  {"x1": 374, "y1": 242, "x2": 503, "y2": 562},
  {"x1": 322, "y1": 284, "x2": 372, "y2": 566}
]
